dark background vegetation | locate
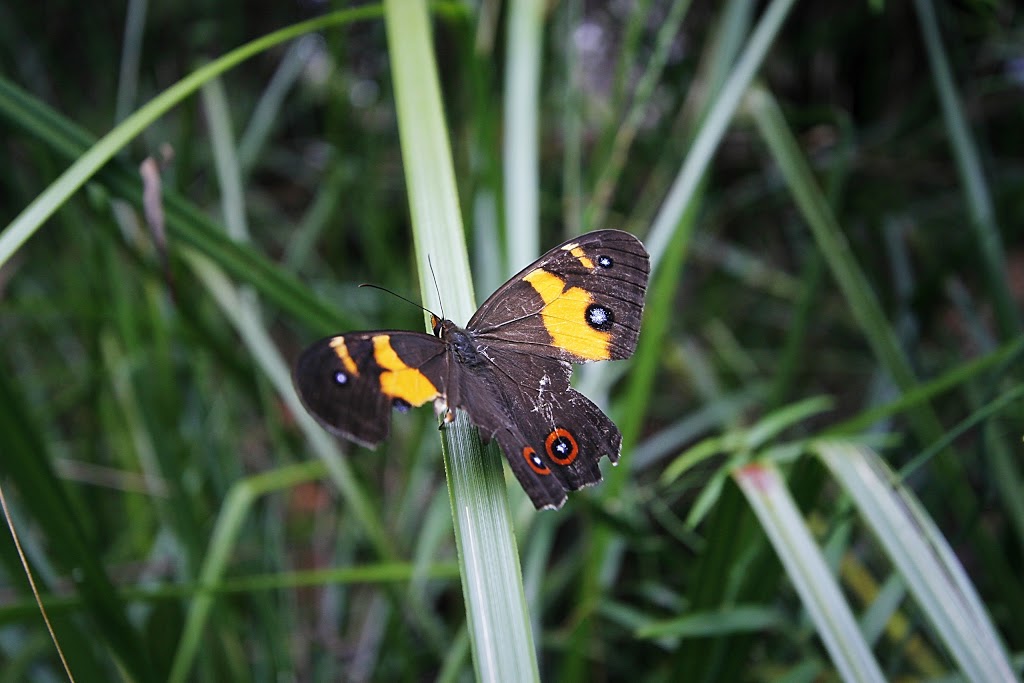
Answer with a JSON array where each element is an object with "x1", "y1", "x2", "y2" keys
[{"x1": 1, "y1": 0, "x2": 1022, "y2": 680}]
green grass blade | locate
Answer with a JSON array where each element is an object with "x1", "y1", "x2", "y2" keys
[
  {"x1": 815, "y1": 443, "x2": 1017, "y2": 681},
  {"x1": 384, "y1": 1, "x2": 540, "y2": 679},
  {"x1": 503, "y1": 0, "x2": 543, "y2": 265},
  {"x1": 167, "y1": 461, "x2": 329, "y2": 683},
  {"x1": 0, "y1": 368, "x2": 155, "y2": 680},
  {"x1": 826, "y1": 336, "x2": 1024, "y2": 437},
  {"x1": 584, "y1": 0, "x2": 695, "y2": 229},
  {"x1": 912, "y1": 0, "x2": 1019, "y2": 339},
  {"x1": 734, "y1": 462, "x2": 886, "y2": 683},
  {"x1": 0, "y1": 76, "x2": 351, "y2": 335},
  {"x1": 643, "y1": 0, "x2": 798, "y2": 271}
]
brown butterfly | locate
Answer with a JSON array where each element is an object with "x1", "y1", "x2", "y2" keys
[{"x1": 294, "y1": 230, "x2": 649, "y2": 509}]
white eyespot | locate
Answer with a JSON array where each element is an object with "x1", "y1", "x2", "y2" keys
[{"x1": 586, "y1": 304, "x2": 614, "y2": 330}]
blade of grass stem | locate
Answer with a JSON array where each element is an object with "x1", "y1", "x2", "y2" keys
[
  {"x1": 644, "y1": 0, "x2": 798, "y2": 271},
  {"x1": 815, "y1": 443, "x2": 1017, "y2": 681},
  {"x1": 744, "y1": 83, "x2": 961, "y2": 471},
  {"x1": 503, "y1": 0, "x2": 543, "y2": 266},
  {"x1": 825, "y1": 336, "x2": 1024, "y2": 436},
  {"x1": 237, "y1": 35, "x2": 320, "y2": 177},
  {"x1": 912, "y1": 0, "x2": 1019, "y2": 339},
  {"x1": 0, "y1": 71, "x2": 348, "y2": 335},
  {"x1": 113, "y1": 0, "x2": 147, "y2": 123},
  {"x1": 0, "y1": 369, "x2": 155, "y2": 680},
  {"x1": 734, "y1": 462, "x2": 886, "y2": 683},
  {"x1": 584, "y1": 0, "x2": 695, "y2": 230},
  {"x1": 560, "y1": 0, "x2": 583, "y2": 235},
  {"x1": 167, "y1": 461, "x2": 334, "y2": 683},
  {"x1": 383, "y1": 1, "x2": 540, "y2": 680}
]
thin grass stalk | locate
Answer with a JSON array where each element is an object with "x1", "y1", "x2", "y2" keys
[
  {"x1": 167, "y1": 462, "x2": 328, "y2": 683},
  {"x1": 743, "y1": 84, "x2": 979, "y2": 474},
  {"x1": 734, "y1": 462, "x2": 886, "y2": 682},
  {"x1": 383, "y1": 1, "x2": 540, "y2": 679},
  {"x1": 912, "y1": 0, "x2": 1019, "y2": 339},
  {"x1": 237, "y1": 35, "x2": 319, "y2": 176},
  {"x1": 643, "y1": 0, "x2": 798, "y2": 270},
  {"x1": 560, "y1": 0, "x2": 583, "y2": 235},
  {"x1": 584, "y1": 0, "x2": 695, "y2": 230},
  {"x1": 503, "y1": 0, "x2": 544, "y2": 269},
  {"x1": 825, "y1": 336, "x2": 1024, "y2": 436},
  {"x1": 0, "y1": 372, "x2": 155, "y2": 680},
  {"x1": 739, "y1": 89, "x2": 895, "y2": 378},
  {"x1": 113, "y1": 0, "x2": 147, "y2": 123}
]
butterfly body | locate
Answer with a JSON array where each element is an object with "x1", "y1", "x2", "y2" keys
[{"x1": 295, "y1": 230, "x2": 649, "y2": 509}]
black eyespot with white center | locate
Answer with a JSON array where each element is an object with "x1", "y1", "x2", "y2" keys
[
  {"x1": 597, "y1": 254, "x2": 613, "y2": 268},
  {"x1": 585, "y1": 303, "x2": 614, "y2": 331},
  {"x1": 334, "y1": 371, "x2": 349, "y2": 385},
  {"x1": 545, "y1": 428, "x2": 579, "y2": 465}
]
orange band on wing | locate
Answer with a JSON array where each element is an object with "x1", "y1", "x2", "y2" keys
[
  {"x1": 568, "y1": 245, "x2": 595, "y2": 269},
  {"x1": 372, "y1": 335, "x2": 439, "y2": 406},
  {"x1": 523, "y1": 269, "x2": 611, "y2": 361},
  {"x1": 329, "y1": 337, "x2": 360, "y2": 377}
]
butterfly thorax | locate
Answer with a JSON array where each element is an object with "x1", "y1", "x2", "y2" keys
[{"x1": 436, "y1": 318, "x2": 486, "y2": 368}]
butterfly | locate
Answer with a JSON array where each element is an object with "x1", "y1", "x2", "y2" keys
[{"x1": 294, "y1": 229, "x2": 650, "y2": 509}]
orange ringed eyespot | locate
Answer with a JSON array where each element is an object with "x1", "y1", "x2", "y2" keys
[
  {"x1": 523, "y1": 446, "x2": 550, "y2": 475},
  {"x1": 545, "y1": 428, "x2": 578, "y2": 465}
]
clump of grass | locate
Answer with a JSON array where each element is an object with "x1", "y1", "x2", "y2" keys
[{"x1": 1, "y1": 0, "x2": 1021, "y2": 680}]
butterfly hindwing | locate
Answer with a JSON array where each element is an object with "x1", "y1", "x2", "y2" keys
[
  {"x1": 455, "y1": 347, "x2": 621, "y2": 509},
  {"x1": 294, "y1": 331, "x2": 448, "y2": 447},
  {"x1": 437, "y1": 354, "x2": 571, "y2": 509},
  {"x1": 498, "y1": 380, "x2": 622, "y2": 509},
  {"x1": 468, "y1": 229, "x2": 649, "y2": 364}
]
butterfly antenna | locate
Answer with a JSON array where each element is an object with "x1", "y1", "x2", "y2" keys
[
  {"x1": 358, "y1": 283, "x2": 439, "y2": 319},
  {"x1": 427, "y1": 256, "x2": 445, "y2": 321}
]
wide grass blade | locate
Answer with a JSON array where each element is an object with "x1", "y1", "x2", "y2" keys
[
  {"x1": 734, "y1": 462, "x2": 886, "y2": 683},
  {"x1": 383, "y1": 1, "x2": 540, "y2": 679},
  {"x1": 815, "y1": 442, "x2": 1017, "y2": 681}
]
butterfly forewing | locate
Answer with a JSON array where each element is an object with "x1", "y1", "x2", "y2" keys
[
  {"x1": 468, "y1": 230, "x2": 649, "y2": 364},
  {"x1": 294, "y1": 331, "x2": 448, "y2": 447}
]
